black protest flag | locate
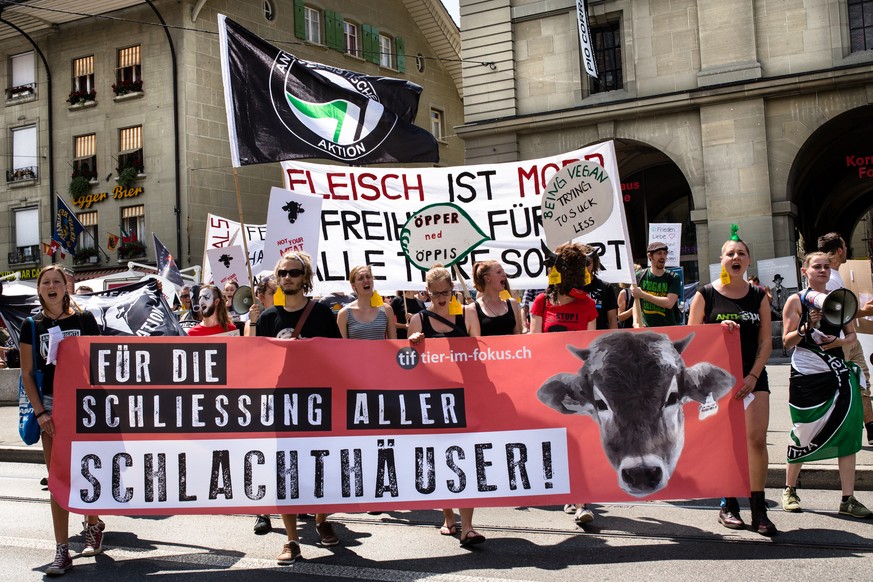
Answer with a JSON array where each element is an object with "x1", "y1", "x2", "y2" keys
[
  {"x1": 153, "y1": 233, "x2": 185, "y2": 287},
  {"x1": 218, "y1": 15, "x2": 438, "y2": 167}
]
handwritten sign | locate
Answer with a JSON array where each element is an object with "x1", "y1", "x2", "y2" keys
[
  {"x1": 540, "y1": 161, "x2": 615, "y2": 251},
  {"x1": 400, "y1": 203, "x2": 489, "y2": 271},
  {"x1": 648, "y1": 223, "x2": 682, "y2": 267}
]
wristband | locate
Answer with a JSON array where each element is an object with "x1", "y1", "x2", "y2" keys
[{"x1": 35, "y1": 410, "x2": 49, "y2": 419}]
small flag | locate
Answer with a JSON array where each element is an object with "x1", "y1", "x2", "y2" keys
[
  {"x1": 107, "y1": 232, "x2": 120, "y2": 251},
  {"x1": 52, "y1": 195, "x2": 86, "y2": 254},
  {"x1": 153, "y1": 233, "x2": 184, "y2": 287},
  {"x1": 218, "y1": 15, "x2": 438, "y2": 167}
]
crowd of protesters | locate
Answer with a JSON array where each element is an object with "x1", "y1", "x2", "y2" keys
[{"x1": 14, "y1": 227, "x2": 873, "y2": 573}]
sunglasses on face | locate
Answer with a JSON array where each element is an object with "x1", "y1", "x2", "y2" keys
[
  {"x1": 180, "y1": 294, "x2": 190, "y2": 299},
  {"x1": 277, "y1": 268, "x2": 304, "y2": 278}
]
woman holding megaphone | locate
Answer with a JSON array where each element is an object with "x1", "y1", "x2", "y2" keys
[{"x1": 780, "y1": 251, "x2": 870, "y2": 518}]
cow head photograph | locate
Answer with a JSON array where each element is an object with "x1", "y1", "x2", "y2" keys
[{"x1": 537, "y1": 331, "x2": 734, "y2": 497}]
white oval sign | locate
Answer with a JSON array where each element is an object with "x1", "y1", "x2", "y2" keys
[{"x1": 540, "y1": 161, "x2": 614, "y2": 251}]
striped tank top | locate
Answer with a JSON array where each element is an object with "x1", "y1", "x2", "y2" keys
[{"x1": 347, "y1": 308, "x2": 388, "y2": 340}]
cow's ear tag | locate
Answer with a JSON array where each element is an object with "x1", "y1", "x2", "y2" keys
[
  {"x1": 274, "y1": 287, "x2": 286, "y2": 307},
  {"x1": 370, "y1": 290, "x2": 383, "y2": 307},
  {"x1": 448, "y1": 294, "x2": 464, "y2": 315},
  {"x1": 583, "y1": 269, "x2": 592, "y2": 286},
  {"x1": 720, "y1": 265, "x2": 731, "y2": 286},
  {"x1": 698, "y1": 393, "x2": 719, "y2": 420},
  {"x1": 499, "y1": 289, "x2": 512, "y2": 301},
  {"x1": 548, "y1": 267, "x2": 562, "y2": 285}
]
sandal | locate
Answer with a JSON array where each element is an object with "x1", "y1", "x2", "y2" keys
[
  {"x1": 459, "y1": 530, "x2": 486, "y2": 547},
  {"x1": 440, "y1": 524, "x2": 458, "y2": 536}
]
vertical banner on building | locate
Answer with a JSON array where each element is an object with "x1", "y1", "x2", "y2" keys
[
  {"x1": 648, "y1": 223, "x2": 682, "y2": 267},
  {"x1": 575, "y1": 0, "x2": 598, "y2": 79}
]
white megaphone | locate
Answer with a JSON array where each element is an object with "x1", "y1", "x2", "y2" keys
[
  {"x1": 800, "y1": 288, "x2": 858, "y2": 328},
  {"x1": 232, "y1": 285, "x2": 255, "y2": 314}
]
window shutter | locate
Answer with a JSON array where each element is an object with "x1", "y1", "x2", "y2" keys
[
  {"x1": 294, "y1": 0, "x2": 305, "y2": 40},
  {"x1": 395, "y1": 37, "x2": 406, "y2": 72},
  {"x1": 325, "y1": 10, "x2": 336, "y2": 49},
  {"x1": 332, "y1": 12, "x2": 345, "y2": 51},
  {"x1": 363, "y1": 24, "x2": 380, "y2": 64}
]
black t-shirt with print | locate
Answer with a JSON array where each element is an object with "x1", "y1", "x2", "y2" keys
[
  {"x1": 19, "y1": 311, "x2": 100, "y2": 396},
  {"x1": 255, "y1": 299, "x2": 341, "y2": 339},
  {"x1": 584, "y1": 276, "x2": 618, "y2": 330}
]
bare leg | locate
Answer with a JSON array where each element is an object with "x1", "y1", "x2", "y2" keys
[
  {"x1": 745, "y1": 392, "x2": 770, "y2": 491},
  {"x1": 838, "y1": 455, "x2": 856, "y2": 497},
  {"x1": 280, "y1": 514, "x2": 299, "y2": 542},
  {"x1": 314, "y1": 512, "x2": 328, "y2": 526},
  {"x1": 459, "y1": 508, "x2": 476, "y2": 538},
  {"x1": 42, "y1": 434, "x2": 69, "y2": 545},
  {"x1": 785, "y1": 462, "x2": 802, "y2": 488},
  {"x1": 441, "y1": 508, "x2": 455, "y2": 530}
]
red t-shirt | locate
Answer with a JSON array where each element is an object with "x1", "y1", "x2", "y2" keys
[
  {"x1": 530, "y1": 292, "x2": 598, "y2": 332},
  {"x1": 186, "y1": 324, "x2": 238, "y2": 337}
]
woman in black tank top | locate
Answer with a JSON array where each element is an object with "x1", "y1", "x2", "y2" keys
[
  {"x1": 688, "y1": 236, "x2": 776, "y2": 536},
  {"x1": 466, "y1": 260, "x2": 522, "y2": 337},
  {"x1": 406, "y1": 265, "x2": 485, "y2": 547}
]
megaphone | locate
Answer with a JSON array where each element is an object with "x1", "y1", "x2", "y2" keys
[
  {"x1": 232, "y1": 285, "x2": 254, "y2": 314},
  {"x1": 800, "y1": 288, "x2": 858, "y2": 328}
]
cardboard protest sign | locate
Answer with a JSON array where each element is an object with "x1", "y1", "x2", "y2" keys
[
  {"x1": 49, "y1": 326, "x2": 748, "y2": 515},
  {"x1": 263, "y1": 187, "x2": 324, "y2": 272},
  {"x1": 206, "y1": 245, "x2": 248, "y2": 287},
  {"x1": 540, "y1": 161, "x2": 615, "y2": 251},
  {"x1": 648, "y1": 223, "x2": 682, "y2": 267},
  {"x1": 282, "y1": 141, "x2": 636, "y2": 292},
  {"x1": 400, "y1": 203, "x2": 489, "y2": 271},
  {"x1": 203, "y1": 214, "x2": 266, "y2": 284}
]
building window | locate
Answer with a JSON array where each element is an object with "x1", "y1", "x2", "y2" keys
[
  {"x1": 114, "y1": 45, "x2": 142, "y2": 95},
  {"x1": 72, "y1": 56, "x2": 95, "y2": 93},
  {"x1": 73, "y1": 134, "x2": 97, "y2": 180},
  {"x1": 11, "y1": 207, "x2": 39, "y2": 265},
  {"x1": 118, "y1": 126, "x2": 143, "y2": 173},
  {"x1": 6, "y1": 51, "x2": 36, "y2": 100},
  {"x1": 589, "y1": 22, "x2": 623, "y2": 94},
  {"x1": 121, "y1": 205, "x2": 146, "y2": 258},
  {"x1": 379, "y1": 34, "x2": 394, "y2": 68},
  {"x1": 344, "y1": 22, "x2": 360, "y2": 57},
  {"x1": 77, "y1": 211, "x2": 98, "y2": 251},
  {"x1": 7, "y1": 125, "x2": 38, "y2": 183},
  {"x1": 430, "y1": 108, "x2": 445, "y2": 141},
  {"x1": 849, "y1": 0, "x2": 873, "y2": 52},
  {"x1": 264, "y1": 0, "x2": 275, "y2": 21},
  {"x1": 304, "y1": 7, "x2": 321, "y2": 44}
]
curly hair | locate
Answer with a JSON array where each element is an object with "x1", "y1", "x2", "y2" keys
[
  {"x1": 546, "y1": 243, "x2": 590, "y2": 304},
  {"x1": 275, "y1": 252, "x2": 315, "y2": 294}
]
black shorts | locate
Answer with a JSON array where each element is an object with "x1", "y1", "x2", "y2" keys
[{"x1": 751, "y1": 368, "x2": 770, "y2": 393}]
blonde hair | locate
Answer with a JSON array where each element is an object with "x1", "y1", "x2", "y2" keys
[
  {"x1": 803, "y1": 251, "x2": 828, "y2": 268},
  {"x1": 471, "y1": 260, "x2": 511, "y2": 293},
  {"x1": 425, "y1": 264, "x2": 453, "y2": 290},
  {"x1": 348, "y1": 265, "x2": 373, "y2": 285}
]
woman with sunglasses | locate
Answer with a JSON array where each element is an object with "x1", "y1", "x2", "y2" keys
[
  {"x1": 408, "y1": 265, "x2": 484, "y2": 547},
  {"x1": 337, "y1": 265, "x2": 397, "y2": 340}
]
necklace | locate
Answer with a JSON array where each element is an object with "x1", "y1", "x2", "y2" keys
[
  {"x1": 482, "y1": 296, "x2": 507, "y2": 315},
  {"x1": 43, "y1": 309, "x2": 67, "y2": 327}
]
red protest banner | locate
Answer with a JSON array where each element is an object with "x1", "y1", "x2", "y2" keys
[{"x1": 49, "y1": 326, "x2": 748, "y2": 516}]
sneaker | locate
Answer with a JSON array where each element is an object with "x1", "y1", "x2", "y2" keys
[
  {"x1": 838, "y1": 496, "x2": 873, "y2": 518},
  {"x1": 81, "y1": 518, "x2": 105, "y2": 534},
  {"x1": 782, "y1": 486, "x2": 801, "y2": 512},
  {"x1": 574, "y1": 505, "x2": 595, "y2": 525},
  {"x1": 253, "y1": 514, "x2": 272, "y2": 535},
  {"x1": 315, "y1": 520, "x2": 339, "y2": 546},
  {"x1": 277, "y1": 540, "x2": 301, "y2": 565},
  {"x1": 563, "y1": 504, "x2": 577, "y2": 514},
  {"x1": 82, "y1": 522, "x2": 104, "y2": 556},
  {"x1": 46, "y1": 544, "x2": 72, "y2": 576}
]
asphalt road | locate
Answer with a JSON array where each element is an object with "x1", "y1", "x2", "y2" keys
[{"x1": 2, "y1": 462, "x2": 872, "y2": 581}]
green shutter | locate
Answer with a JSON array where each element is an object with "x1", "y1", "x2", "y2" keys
[
  {"x1": 325, "y1": 10, "x2": 336, "y2": 49},
  {"x1": 395, "y1": 37, "x2": 405, "y2": 72},
  {"x1": 334, "y1": 13, "x2": 345, "y2": 51},
  {"x1": 363, "y1": 24, "x2": 380, "y2": 64},
  {"x1": 294, "y1": 0, "x2": 305, "y2": 40}
]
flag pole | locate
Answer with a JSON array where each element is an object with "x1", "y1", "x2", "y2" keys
[{"x1": 231, "y1": 167, "x2": 255, "y2": 289}]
